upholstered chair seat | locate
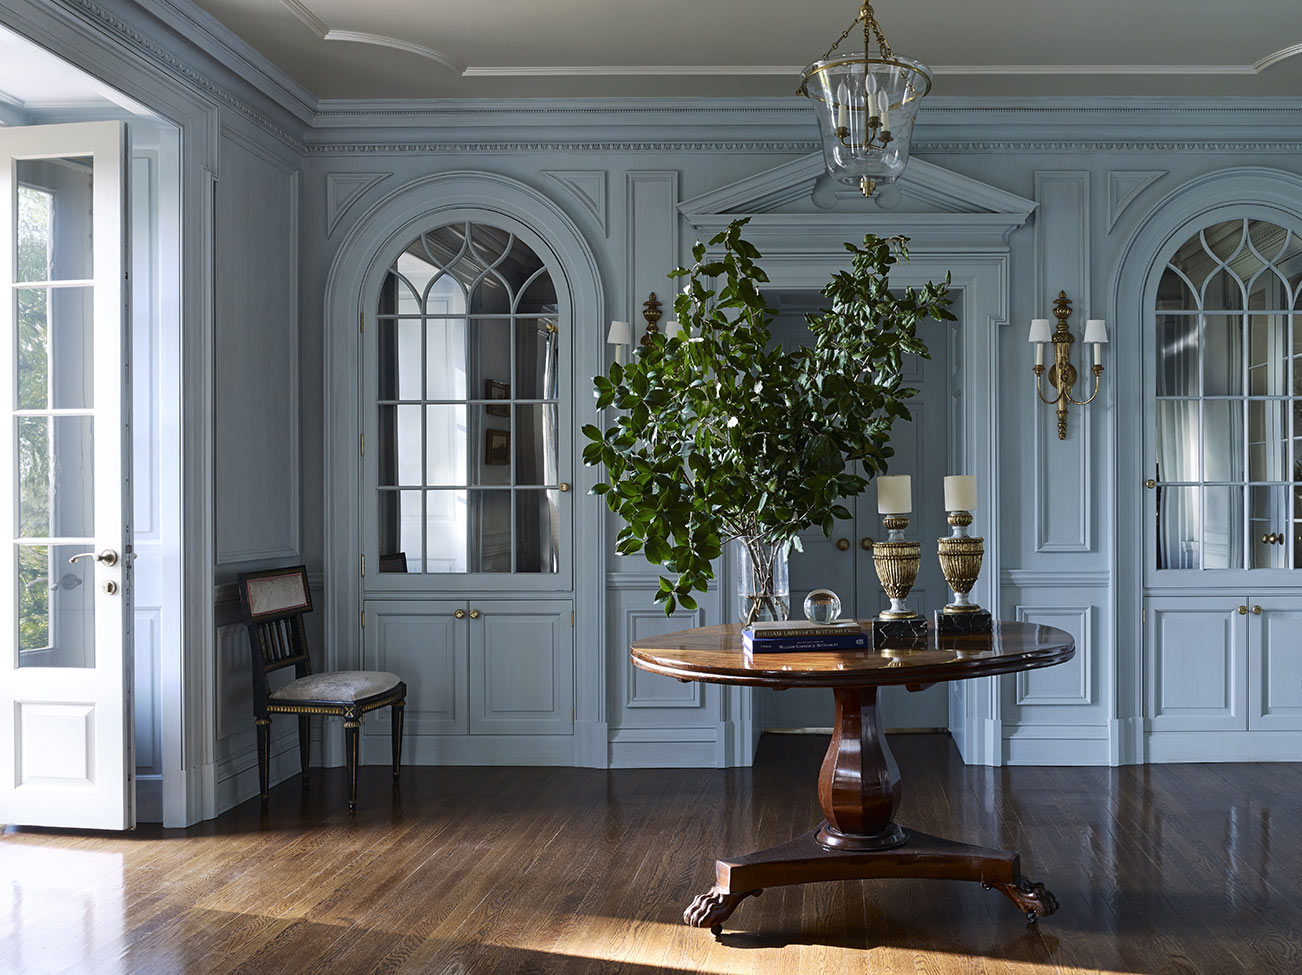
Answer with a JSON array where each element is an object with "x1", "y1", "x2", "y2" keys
[
  {"x1": 271, "y1": 671, "x2": 402, "y2": 703},
  {"x1": 238, "y1": 565, "x2": 406, "y2": 811}
]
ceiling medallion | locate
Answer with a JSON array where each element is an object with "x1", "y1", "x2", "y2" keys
[{"x1": 798, "y1": 1, "x2": 932, "y2": 198}]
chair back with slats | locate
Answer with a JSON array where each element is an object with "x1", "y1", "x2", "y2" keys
[{"x1": 237, "y1": 566, "x2": 315, "y2": 716}]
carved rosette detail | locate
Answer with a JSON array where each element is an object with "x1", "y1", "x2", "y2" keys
[
  {"x1": 683, "y1": 886, "x2": 762, "y2": 933},
  {"x1": 937, "y1": 536, "x2": 984, "y2": 599},
  {"x1": 872, "y1": 540, "x2": 920, "y2": 602},
  {"x1": 984, "y1": 877, "x2": 1060, "y2": 921}
]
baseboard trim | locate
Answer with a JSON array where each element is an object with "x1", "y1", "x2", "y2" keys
[
  {"x1": 1145, "y1": 731, "x2": 1302, "y2": 763},
  {"x1": 1002, "y1": 734, "x2": 1112, "y2": 766},
  {"x1": 213, "y1": 736, "x2": 303, "y2": 816},
  {"x1": 360, "y1": 734, "x2": 575, "y2": 766}
]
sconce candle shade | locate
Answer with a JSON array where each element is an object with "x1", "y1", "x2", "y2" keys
[
  {"x1": 944, "y1": 475, "x2": 977, "y2": 512},
  {"x1": 663, "y1": 320, "x2": 682, "y2": 339},
  {"x1": 1028, "y1": 319, "x2": 1052, "y2": 344},
  {"x1": 877, "y1": 474, "x2": 912, "y2": 514},
  {"x1": 607, "y1": 320, "x2": 632, "y2": 346}
]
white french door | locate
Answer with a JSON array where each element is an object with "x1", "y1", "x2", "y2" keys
[{"x1": 0, "y1": 121, "x2": 132, "y2": 829}]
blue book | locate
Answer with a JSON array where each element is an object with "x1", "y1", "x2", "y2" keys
[{"x1": 743, "y1": 631, "x2": 869, "y2": 654}]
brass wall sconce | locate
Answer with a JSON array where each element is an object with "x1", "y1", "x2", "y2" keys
[{"x1": 1029, "y1": 291, "x2": 1107, "y2": 440}]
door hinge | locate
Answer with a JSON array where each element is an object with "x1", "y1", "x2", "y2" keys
[
  {"x1": 1142, "y1": 608, "x2": 1146, "y2": 625},
  {"x1": 359, "y1": 310, "x2": 365, "y2": 334},
  {"x1": 361, "y1": 554, "x2": 366, "y2": 577},
  {"x1": 571, "y1": 611, "x2": 575, "y2": 628},
  {"x1": 360, "y1": 434, "x2": 364, "y2": 457},
  {"x1": 361, "y1": 610, "x2": 366, "y2": 628}
]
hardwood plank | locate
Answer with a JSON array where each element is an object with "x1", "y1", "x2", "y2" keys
[{"x1": 2, "y1": 735, "x2": 1300, "y2": 974}]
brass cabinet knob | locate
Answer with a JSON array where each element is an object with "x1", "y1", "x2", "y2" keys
[
  {"x1": 861, "y1": 537, "x2": 873, "y2": 551},
  {"x1": 559, "y1": 482, "x2": 571, "y2": 493},
  {"x1": 1145, "y1": 479, "x2": 1157, "y2": 489},
  {"x1": 1262, "y1": 532, "x2": 1285, "y2": 545},
  {"x1": 469, "y1": 609, "x2": 481, "y2": 619},
  {"x1": 454, "y1": 609, "x2": 466, "y2": 619},
  {"x1": 1238, "y1": 605, "x2": 1248, "y2": 615},
  {"x1": 836, "y1": 538, "x2": 850, "y2": 551},
  {"x1": 1253, "y1": 605, "x2": 1263, "y2": 615}
]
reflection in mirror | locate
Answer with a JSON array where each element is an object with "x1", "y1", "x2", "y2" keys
[
  {"x1": 1250, "y1": 485, "x2": 1286, "y2": 569},
  {"x1": 1202, "y1": 486, "x2": 1243, "y2": 569},
  {"x1": 1202, "y1": 401, "x2": 1244, "y2": 482},
  {"x1": 1156, "y1": 486, "x2": 1200, "y2": 570},
  {"x1": 1248, "y1": 401, "x2": 1286, "y2": 482},
  {"x1": 1156, "y1": 401, "x2": 1199, "y2": 482},
  {"x1": 1201, "y1": 315, "x2": 1241, "y2": 396},
  {"x1": 375, "y1": 221, "x2": 561, "y2": 574},
  {"x1": 16, "y1": 544, "x2": 95, "y2": 668}
]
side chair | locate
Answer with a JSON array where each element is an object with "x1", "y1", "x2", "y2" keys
[{"x1": 237, "y1": 565, "x2": 406, "y2": 811}]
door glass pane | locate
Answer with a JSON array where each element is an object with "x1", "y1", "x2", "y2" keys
[
  {"x1": 1203, "y1": 269, "x2": 1245, "y2": 311},
  {"x1": 378, "y1": 490, "x2": 423, "y2": 572},
  {"x1": 1202, "y1": 401, "x2": 1244, "y2": 482},
  {"x1": 1294, "y1": 486, "x2": 1302, "y2": 569},
  {"x1": 1248, "y1": 401, "x2": 1286, "y2": 482},
  {"x1": 1250, "y1": 485, "x2": 1286, "y2": 568},
  {"x1": 377, "y1": 405, "x2": 422, "y2": 487},
  {"x1": 467, "y1": 318, "x2": 512, "y2": 395},
  {"x1": 18, "y1": 286, "x2": 94, "y2": 410},
  {"x1": 426, "y1": 489, "x2": 468, "y2": 573},
  {"x1": 514, "y1": 404, "x2": 558, "y2": 485},
  {"x1": 467, "y1": 490, "x2": 511, "y2": 572},
  {"x1": 1202, "y1": 486, "x2": 1243, "y2": 569},
  {"x1": 427, "y1": 319, "x2": 467, "y2": 400},
  {"x1": 18, "y1": 416, "x2": 93, "y2": 538},
  {"x1": 515, "y1": 319, "x2": 559, "y2": 400},
  {"x1": 515, "y1": 489, "x2": 560, "y2": 573},
  {"x1": 1201, "y1": 315, "x2": 1242, "y2": 396},
  {"x1": 16, "y1": 161, "x2": 93, "y2": 282},
  {"x1": 1156, "y1": 401, "x2": 1198, "y2": 482},
  {"x1": 377, "y1": 319, "x2": 423, "y2": 401},
  {"x1": 16, "y1": 544, "x2": 95, "y2": 668},
  {"x1": 1156, "y1": 486, "x2": 1200, "y2": 570},
  {"x1": 1156, "y1": 315, "x2": 1199, "y2": 396},
  {"x1": 474, "y1": 407, "x2": 512, "y2": 487},
  {"x1": 426, "y1": 404, "x2": 467, "y2": 485},
  {"x1": 1248, "y1": 314, "x2": 1287, "y2": 395}
]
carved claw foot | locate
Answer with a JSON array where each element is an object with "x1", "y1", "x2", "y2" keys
[
  {"x1": 683, "y1": 886, "x2": 762, "y2": 934},
  {"x1": 983, "y1": 877, "x2": 1059, "y2": 922}
]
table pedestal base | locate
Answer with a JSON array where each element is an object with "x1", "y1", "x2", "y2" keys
[{"x1": 684, "y1": 826, "x2": 1058, "y2": 933}]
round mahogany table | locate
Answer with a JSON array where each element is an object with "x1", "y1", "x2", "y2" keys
[{"x1": 631, "y1": 620, "x2": 1075, "y2": 934}]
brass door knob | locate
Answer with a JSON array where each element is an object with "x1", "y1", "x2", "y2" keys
[
  {"x1": 468, "y1": 609, "x2": 481, "y2": 620},
  {"x1": 1238, "y1": 605, "x2": 1248, "y2": 615},
  {"x1": 1145, "y1": 479, "x2": 1157, "y2": 489},
  {"x1": 836, "y1": 538, "x2": 850, "y2": 551},
  {"x1": 454, "y1": 609, "x2": 466, "y2": 619},
  {"x1": 1253, "y1": 605, "x2": 1263, "y2": 615},
  {"x1": 860, "y1": 537, "x2": 873, "y2": 551},
  {"x1": 559, "y1": 482, "x2": 571, "y2": 493}
]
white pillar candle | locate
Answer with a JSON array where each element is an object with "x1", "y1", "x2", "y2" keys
[
  {"x1": 944, "y1": 475, "x2": 978, "y2": 512},
  {"x1": 877, "y1": 474, "x2": 912, "y2": 514}
]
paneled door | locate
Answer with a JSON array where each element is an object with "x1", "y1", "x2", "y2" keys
[
  {"x1": 0, "y1": 122, "x2": 133, "y2": 829},
  {"x1": 762, "y1": 295, "x2": 953, "y2": 731}
]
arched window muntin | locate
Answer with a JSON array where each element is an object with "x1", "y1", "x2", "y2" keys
[
  {"x1": 1149, "y1": 208, "x2": 1302, "y2": 576},
  {"x1": 363, "y1": 212, "x2": 572, "y2": 590}
]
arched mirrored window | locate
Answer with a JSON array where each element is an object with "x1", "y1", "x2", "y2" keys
[
  {"x1": 374, "y1": 222, "x2": 562, "y2": 574},
  {"x1": 1154, "y1": 218, "x2": 1302, "y2": 570}
]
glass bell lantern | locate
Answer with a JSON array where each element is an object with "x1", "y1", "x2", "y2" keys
[{"x1": 799, "y1": 2, "x2": 932, "y2": 198}]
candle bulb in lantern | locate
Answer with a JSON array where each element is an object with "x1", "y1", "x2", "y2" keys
[
  {"x1": 944, "y1": 475, "x2": 977, "y2": 512},
  {"x1": 877, "y1": 474, "x2": 911, "y2": 514},
  {"x1": 836, "y1": 82, "x2": 848, "y2": 131}
]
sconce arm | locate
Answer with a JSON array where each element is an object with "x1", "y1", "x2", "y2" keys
[
  {"x1": 1064, "y1": 364, "x2": 1104, "y2": 407},
  {"x1": 1032, "y1": 366, "x2": 1062, "y2": 406}
]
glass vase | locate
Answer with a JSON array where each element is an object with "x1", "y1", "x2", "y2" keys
[{"x1": 732, "y1": 535, "x2": 791, "y2": 626}]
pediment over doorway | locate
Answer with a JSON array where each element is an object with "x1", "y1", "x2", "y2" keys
[{"x1": 679, "y1": 153, "x2": 1037, "y2": 255}]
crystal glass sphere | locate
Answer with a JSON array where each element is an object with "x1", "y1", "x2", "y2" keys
[{"x1": 803, "y1": 589, "x2": 842, "y2": 623}]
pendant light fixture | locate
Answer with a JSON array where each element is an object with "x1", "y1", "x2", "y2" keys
[{"x1": 798, "y1": 1, "x2": 932, "y2": 198}]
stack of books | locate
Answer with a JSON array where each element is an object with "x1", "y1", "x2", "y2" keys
[{"x1": 742, "y1": 620, "x2": 868, "y2": 655}]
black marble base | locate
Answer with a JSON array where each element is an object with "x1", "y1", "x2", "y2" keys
[
  {"x1": 872, "y1": 617, "x2": 929, "y2": 645},
  {"x1": 933, "y1": 609, "x2": 993, "y2": 634}
]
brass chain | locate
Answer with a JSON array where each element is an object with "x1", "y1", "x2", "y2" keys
[{"x1": 819, "y1": 1, "x2": 893, "y2": 62}]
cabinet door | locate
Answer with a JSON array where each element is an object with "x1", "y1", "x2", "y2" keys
[
  {"x1": 1248, "y1": 597, "x2": 1302, "y2": 731},
  {"x1": 469, "y1": 600, "x2": 573, "y2": 735},
  {"x1": 363, "y1": 599, "x2": 469, "y2": 735},
  {"x1": 1146, "y1": 597, "x2": 1247, "y2": 732}
]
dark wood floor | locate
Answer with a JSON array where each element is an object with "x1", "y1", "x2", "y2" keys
[{"x1": 3, "y1": 734, "x2": 1300, "y2": 974}]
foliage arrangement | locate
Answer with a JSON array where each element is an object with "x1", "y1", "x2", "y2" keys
[{"x1": 583, "y1": 218, "x2": 955, "y2": 615}]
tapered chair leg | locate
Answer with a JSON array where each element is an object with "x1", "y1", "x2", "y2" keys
[
  {"x1": 255, "y1": 718, "x2": 271, "y2": 803},
  {"x1": 298, "y1": 715, "x2": 310, "y2": 785},
  {"x1": 344, "y1": 719, "x2": 360, "y2": 811},
  {"x1": 391, "y1": 701, "x2": 405, "y2": 782}
]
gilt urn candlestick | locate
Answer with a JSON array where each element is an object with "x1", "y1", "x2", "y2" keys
[
  {"x1": 935, "y1": 475, "x2": 992, "y2": 634},
  {"x1": 871, "y1": 476, "x2": 927, "y2": 642}
]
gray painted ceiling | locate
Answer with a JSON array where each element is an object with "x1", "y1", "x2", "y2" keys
[{"x1": 190, "y1": 0, "x2": 1302, "y2": 100}]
